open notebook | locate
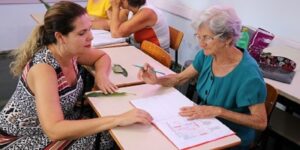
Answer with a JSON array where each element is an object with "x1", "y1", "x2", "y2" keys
[
  {"x1": 91, "y1": 30, "x2": 127, "y2": 48},
  {"x1": 131, "y1": 91, "x2": 235, "y2": 150}
]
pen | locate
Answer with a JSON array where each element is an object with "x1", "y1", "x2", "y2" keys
[{"x1": 133, "y1": 64, "x2": 166, "y2": 75}]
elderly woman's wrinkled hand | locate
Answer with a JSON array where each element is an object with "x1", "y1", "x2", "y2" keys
[
  {"x1": 137, "y1": 63, "x2": 158, "y2": 84},
  {"x1": 179, "y1": 105, "x2": 222, "y2": 120}
]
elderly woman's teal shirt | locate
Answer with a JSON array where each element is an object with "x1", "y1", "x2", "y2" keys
[{"x1": 192, "y1": 48, "x2": 267, "y2": 147}]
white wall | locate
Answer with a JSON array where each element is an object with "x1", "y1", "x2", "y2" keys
[
  {"x1": 0, "y1": 2, "x2": 85, "y2": 52},
  {"x1": 183, "y1": 0, "x2": 300, "y2": 42},
  {"x1": 0, "y1": 3, "x2": 44, "y2": 51},
  {"x1": 1, "y1": 0, "x2": 300, "y2": 65},
  {"x1": 152, "y1": 0, "x2": 300, "y2": 64}
]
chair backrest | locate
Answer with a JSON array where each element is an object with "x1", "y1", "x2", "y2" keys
[
  {"x1": 169, "y1": 26, "x2": 184, "y2": 67},
  {"x1": 169, "y1": 26, "x2": 184, "y2": 52},
  {"x1": 265, "y1": 83, "x2": 278, "y2": 119},
  {"x1": 141, "y1": 40, "x2": 172, "y2": 68}
]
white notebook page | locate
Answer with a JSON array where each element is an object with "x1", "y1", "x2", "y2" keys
[{"x1": 131, "y1": 91, "x2": 235, "y2": 149}]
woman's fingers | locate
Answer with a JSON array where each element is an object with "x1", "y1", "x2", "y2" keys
[{"x1": 98, "y1": 81, "x2": 118, "y2": 94}]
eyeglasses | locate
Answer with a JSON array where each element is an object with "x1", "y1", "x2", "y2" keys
[{"x1": 194, "y1": 33, "x2": 223, "y2": 44}]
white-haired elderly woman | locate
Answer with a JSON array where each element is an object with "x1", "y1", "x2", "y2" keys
[{"x1": 138, "y1": 5, "x2": 267, "y2": 149}]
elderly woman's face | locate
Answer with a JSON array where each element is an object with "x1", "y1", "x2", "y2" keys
[{"x1": 195, "y1": 24, "x2": 225, "y2": 56}]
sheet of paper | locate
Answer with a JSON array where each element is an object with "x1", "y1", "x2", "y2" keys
[
  {"x1": 131, "y1": 91, "x2": 193, "y2": 121},
  {"x1": 155, "y1": 117, "x2": 234, "y2": 149},
  {"x1": 91, "y1": 30, "x2": 126, "y2": 48},
  {"x1": 131, "y1": 91, "x2": 235, "y2": 149}
]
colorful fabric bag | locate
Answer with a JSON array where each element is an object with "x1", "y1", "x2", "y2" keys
[
  {"x1": 259, "y1": 52, "x2": 297, "y2": 84},
  {"x1": 248, "y1": 28, "x2": 275, "y2": 61}
]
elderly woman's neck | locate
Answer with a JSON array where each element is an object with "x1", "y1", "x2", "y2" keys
[{"x1": 213, "y1": 46, "x2": 242, "y2": 65}]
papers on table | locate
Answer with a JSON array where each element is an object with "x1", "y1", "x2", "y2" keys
[
  {"x1": 131, "y1": 91, "x2": 235, "y2": 150},
  {"x1": 91, "y1": 30, "x2": 127, "y2": 48}
]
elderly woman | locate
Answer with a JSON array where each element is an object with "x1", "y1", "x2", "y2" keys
[
  {"x1": 109, "y1": 0, "x2": 170, "y2": 50},
  {"x1": 138, "y1": 5, "x2": 267, "y2": 149}
]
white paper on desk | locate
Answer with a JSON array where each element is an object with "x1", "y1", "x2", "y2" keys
[
  {"x1": 131, "y1": 91, "x2": 235, "y2": 150},
  {"x1": 91, "y1": 30, "x2": 126, "y2": 48}
]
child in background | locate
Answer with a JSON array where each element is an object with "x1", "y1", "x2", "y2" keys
[{"x1": 87, "y1": 0, "x2": 129, "y2": 30}]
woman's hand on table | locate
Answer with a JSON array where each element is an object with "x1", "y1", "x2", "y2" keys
[
  {"x1": 95, "y1": 75, "x2": 118, "y2": 94},
  {"x1": 116, "y1": 108, "x2": 153, "y2": 126},
  {"x1": 179, "y1": 105, "x2": 222, "y2": 120}
]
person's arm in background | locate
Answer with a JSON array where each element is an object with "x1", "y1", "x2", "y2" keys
[
  {"x1": 87, "y1": 0, "x2": 111, "y2": 30},
  {"x1": 90, "y1": 17, "x2": 110, "y2": 30},
  {"x1": 107, "y1": 7, "x2": 129, "y2": 24},
  {"x1": 77, "y1": 48, "x2": 117, "y2": 94},
  {"x1": 110, "y1": 0, "x2": 156, "y2": 38},
  {"x1": 89, "y1": 7, "x2": 129, "y2": 30}
]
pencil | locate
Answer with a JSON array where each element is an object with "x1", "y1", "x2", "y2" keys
[{"x1": 133, "y1": 64, "x2": 166, "y2": 75}]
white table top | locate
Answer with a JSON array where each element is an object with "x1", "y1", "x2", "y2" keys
[
  {"x1": 88, "y1": 84, "x2": 241, "y2": 150},
  {"x1": 263, "y1": 46, "x2": 300, "y2": 104},
  {"x1": 101, "y1": 46, "x2": 174, "y2": 87}
]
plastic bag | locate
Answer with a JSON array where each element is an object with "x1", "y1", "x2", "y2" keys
[{"x1": 248, "y1": 28, "x2": 275, "y2": 61}]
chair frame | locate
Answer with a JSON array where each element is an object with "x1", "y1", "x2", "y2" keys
[{"x1": 264, "y1": 83, "x2": 279, "y2": 119}]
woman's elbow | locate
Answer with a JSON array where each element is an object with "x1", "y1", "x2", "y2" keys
[
  {"x1": 48, "y1": 134, "x2": 63, "y2": 142},
  {"x1": 43, "y1": 126, "x2": 66, "y2": 141},
  {"x1": 111, "y1": 32, "x2": 121, "y2": 38},
  {"x1": 111, "y1": 32, "x2": 128, "y2": 38},
  {"x1": 111, "y1": 29, "x2": 130, "y2": 38},
  {"x1": 256, "y1": 118, "x2": 268, "y2": 131}
]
